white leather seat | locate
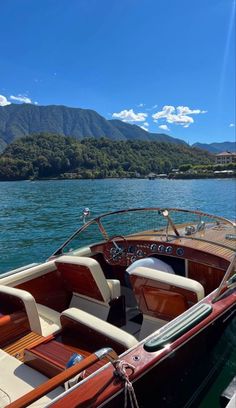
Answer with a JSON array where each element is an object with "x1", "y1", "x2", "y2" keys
[
  {"x1": 61, "y1": 308, "x2": 138, "y2": 352},
  {"x1": 129, "y1": 267, "x2": 205, "y2": 302},
  {"x1": 55, "y1": 256, "x2": 121, "y2": 319},
  {"x1": 0, "y1": 285, "x2": 61, "y2": 336},
  {"x1": 55, "y1": 256, "x2": 121, "y2": 301},
  {"x1": 127, "y1": 267, "x2": 205, "y2": 339},
  {"x1": 36, "y1": 304, "x2": 61, "y2": 336},
  {"x1": 0, "y1": 349, "x2": 64, "y2": 407}
]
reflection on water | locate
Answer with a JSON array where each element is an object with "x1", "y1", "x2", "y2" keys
[{"x1": 0, "y1": 178, "x2": 235, "y2": 273}]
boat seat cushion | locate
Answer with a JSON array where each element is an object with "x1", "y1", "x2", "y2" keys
[
  {"x1": 128, "y1": 267, "x2": 205, "y2": 320},
  {"x1": 55, "y1": 256, "x2": 121, "y2": 302},
  {"x1": 36, "y1": 304, "x2": 61, "y2": 337},
  {"x1": 61, "y1": 308, "x2": 138, "y2": 352},
  {"x1": 0, "y1": 349, "x2": 64, "y2": 407},
  {"x1": 130, "y1": 267, "x2": 205, "y2": 301},
  {"x1": 106, "y1": 279, "x2": 121, "y2": 299}
]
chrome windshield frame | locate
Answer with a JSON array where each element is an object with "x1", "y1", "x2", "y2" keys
[{"x1": 50, "y1": 207, "x2": 235, "y2": 258}]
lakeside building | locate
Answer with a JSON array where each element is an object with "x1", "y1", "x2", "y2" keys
[{"x1": 215, "y1": 151, "x2": 236, "y2": 165}]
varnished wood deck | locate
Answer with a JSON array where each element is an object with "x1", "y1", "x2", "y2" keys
[{"x1": 3, "y1": 332, "x2": 44, "y2": 361}]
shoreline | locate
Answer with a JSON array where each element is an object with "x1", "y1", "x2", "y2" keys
[{"x1": 0, "y1": 174, "x2": 235, "y2": 182}]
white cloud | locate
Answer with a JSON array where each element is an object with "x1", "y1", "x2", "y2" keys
[
  {"x1": 229, "y1": 123, "x2": 235, "y2": 127},
  {"x1": 153, "y1": 105, "x2": 175, "y2": 121},
  {"x1": 10, "y1": 94, "x2": 32, "y2": 103},
  {"x1": 137, "y1": 103, "x2": 144, "y2": 107},
  {"x1": 143, "y1": 122, "x2": 149, "y2": 127},
  {"x1": 0, "y1": 94, "x2": 11, "y2": 106},
  {"x1": 152, "y1": 105, "x2": 207, "y2": 128},
  {"x1": 159, "y1": 124, "x2": 170, "y2": 131},
  {"x1": 112, "y1": 109, "x2": 148, "y2": 123},
  {"x1": 176, "y1": 106, "x2": 207, "y2": 115}
]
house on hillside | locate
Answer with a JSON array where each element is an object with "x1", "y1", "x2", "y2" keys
[{"x1": 215, "y1": 151, "x2": 236, "y2": 165}]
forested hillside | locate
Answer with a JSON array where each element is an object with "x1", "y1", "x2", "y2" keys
[
  {"x1": 0, "y1": 104, "x2": 185, "y2": 149},
  {"x1": 0, "y1": 133, "x2": 214, "y2": 180}
]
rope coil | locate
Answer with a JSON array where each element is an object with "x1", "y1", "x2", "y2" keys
[{"x1": 113, "y1": 360, "x2": 139, "y2": 408}]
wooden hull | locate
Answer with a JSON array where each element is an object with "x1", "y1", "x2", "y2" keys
[
  {"x1": 101, "y1": 304, "x2": 236, "y2": 408},
  {"x1": 49, "y1": 294, "x2": 235, "y2": 408}
]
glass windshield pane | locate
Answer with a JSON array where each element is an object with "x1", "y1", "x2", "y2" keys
[
  {"x1": 57, "y1": 208, "x2": 235, "y2": 255},
  {"x1": 62, "y1": 221, "x2": 104, "y2": 254}
]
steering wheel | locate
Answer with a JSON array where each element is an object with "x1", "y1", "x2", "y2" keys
[{"x1": 103, "y1": 235, "x2": 128, "y2": 266}]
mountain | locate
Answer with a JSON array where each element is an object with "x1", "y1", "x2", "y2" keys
[
  {"x1": 0, "y1": 104, "x2": 125, "y2": 146},
  {"x1": 0, "y1": 103, "x2": 186, "y2": 151},
  {"x1": 193, "y1": 141, "x2": 236, "y2": 153},
  {"x1": 110, "y1": 120, "x2": 187, "y2": 145}
]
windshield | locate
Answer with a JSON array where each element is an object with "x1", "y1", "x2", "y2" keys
[{"x1": 53, "y1": 208, "x2": 236, "y2": 256}]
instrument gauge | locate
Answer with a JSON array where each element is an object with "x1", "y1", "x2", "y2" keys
[
  {"x1": 176, "y1": 247, "x2": 184, "y2": 256},
  {"x1": 165, "y1": 246, "x2": 173, "y2": 254},
  {"x1": 158, "y1": 245, "x2": 165, "y2": 253},
  {"x1": 136, "y1": 249, "x2": 144, "y2": 257},
  {"x1": 150, "y1": 244, "x2": 158, "y2": 252}
]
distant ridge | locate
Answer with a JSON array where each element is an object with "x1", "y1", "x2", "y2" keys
[
  {"x1": 193, "y1": 141, "x2": 236, "y2": 153},
  {"x1": 0, "y1": 104, "x2": 185, "y2": 151},
  {"x1": 109, "y1": 120, "x2": 187, "y2": 145}
]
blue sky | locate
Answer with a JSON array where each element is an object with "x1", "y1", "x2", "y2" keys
[{"x1": 0, "y1": 0, "x2": 235, "y2": 144}]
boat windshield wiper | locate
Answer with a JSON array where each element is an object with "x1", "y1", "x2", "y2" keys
[{"x1": 161, "y1": 209, "x2": 180, "y2": 238}]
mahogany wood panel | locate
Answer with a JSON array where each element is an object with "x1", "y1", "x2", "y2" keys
[
  {"x1": 142, "y1": 287, "x2": 189, "y2": 319},
  {"x1": 130, "y1": 275, "x2": 199, "y2": 320},
  {"x1": 0, "y1": 292, "x2": 31, "y2": 346},
  {"x1": 0, "y1": 291, "x2": 25, "y2": 314},
  {"x1": 25, "y1": 337, "x2": 105, "y2": 379},
  {"x1": 0, "y1": 311, "x2": 30, "y2": 347},
  {"x1": 188, "y1": 261, "x2": 225, "y2": 295},
  {"x1": 91, "y1": 238, "x2": 231, "y2": 270},
  {"x1": 57, "y1": 262, "x2": 104, "y2": 301},
  {"x1": 17, "y1": 270, "x2": 71, "y2": 312}
]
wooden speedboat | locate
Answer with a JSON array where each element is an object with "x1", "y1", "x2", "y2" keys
[{"x1": 0, "y1": 207, "x2": 235, "y2": 407}]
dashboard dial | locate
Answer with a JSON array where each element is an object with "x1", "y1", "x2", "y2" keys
[
  {"x1": 165, "y1": 246, "x2": 173, "y2": 254},
  {"x1": 158, "y1": 245, "x2": 165, "y2": 253},
  {"x1": 176, "y1": 247, "x2": 184, "y2": 256},
  {"x1": 136, "y1": 249, "x2": 144, "y2": 257},
  {"x1": 150, "y1": 244, "x2": 158, "y2": 252}
]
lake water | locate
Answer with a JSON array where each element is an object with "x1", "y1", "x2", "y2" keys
[{"x1": 0, "y1": 178, "x2": 235, "y2": 274}]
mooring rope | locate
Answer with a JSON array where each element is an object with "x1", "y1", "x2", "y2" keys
[{"x1": 113, "y1": 359, "x2": 140, "y2": 408}]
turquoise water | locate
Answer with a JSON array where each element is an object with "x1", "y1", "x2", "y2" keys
[{"x1": 0, "y1": 178, "x2": 235, "y2": 273}]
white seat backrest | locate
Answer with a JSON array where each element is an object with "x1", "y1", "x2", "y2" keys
[
  {"x1": 0, "y1": 285, "x2": 42, "y2": 334},
  {"x1": 61, "y1": 307, "x2": 138, "y2": 351},
  {"x1": 130, "y1": 267, "x2": 205, "y2": 301},
  {"x1": 55, "y1": 256, "x2": 114, "y2": 302}
]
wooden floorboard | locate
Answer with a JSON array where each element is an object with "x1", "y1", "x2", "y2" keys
[{"x1": 3, "y1": 332, "x2": 44, "y2": 361}]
